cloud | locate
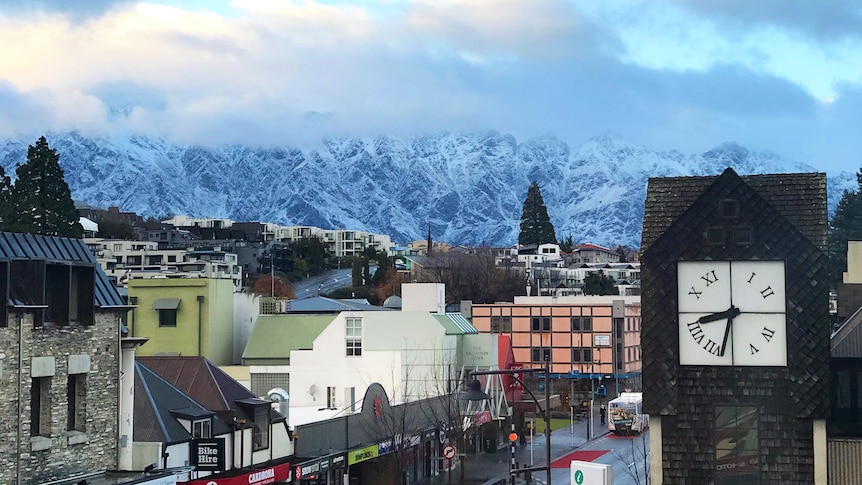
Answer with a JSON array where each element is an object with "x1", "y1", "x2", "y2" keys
[
  {"x1": 669, "y1": 0, "x2": 862, "y2": 41},
  {"x1": 0, "y1": 1, "x2": 859, "y2": 172},
  {"x1": 0, "y1": 0, "x2": 135, "y2": 21}
]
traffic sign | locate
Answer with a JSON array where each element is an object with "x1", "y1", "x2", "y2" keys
[
  {"x1": 508, "y1": 432, "x2": 518, "y2": 443},
  {"x1": 442, "y1": 444, "x2": 456, "y2": 460}
]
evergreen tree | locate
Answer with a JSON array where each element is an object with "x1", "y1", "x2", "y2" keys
[
  {"x1": 0, "y1": 165, "x2": 14, "y2": 231},
  {"x1": 12, "y1": 137, "x2": 82, "y2": 237},
  {"x1": 518, "y1": 181, "x2": 557, "y2": 246},
  {"x1": 558, "y1": 234, "x2": 575, "y2": 253},
  {"x1": 828, "y1": 170, "x2": 862, "y2": 287},
  {"x1": 583, "y1": 270, "x2": 618, "y2": 296}
]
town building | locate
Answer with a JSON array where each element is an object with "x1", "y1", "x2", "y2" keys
[
  {"x1": 469, "y1": 295, "x2": 642, "y2": 402},
  {"x1": 135, "y1": 356, "x2": 293, "y2": 482},
  {"x1": 0, "y1": 232, "x2": 128, "y2": 484},
  {"x1": 127, "y1": 278, "x2": 235, "y2": 365}
]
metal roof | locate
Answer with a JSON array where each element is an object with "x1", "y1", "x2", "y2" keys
[
  {"x1": 0, "y1": 231, "x2": 124, "y2": 308},
  {"x1": 434, "y1": 313, "x2": 478, "y2": 335}
]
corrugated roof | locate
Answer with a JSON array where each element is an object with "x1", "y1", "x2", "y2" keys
[
  {"x1": 287, "y1": 297, "x2": 392, "y2": 312},
  {"x1": 433, "y1": 313, "x2": 478, "y2": 335},
  {"x1": 242, "y1": 314, "x2": 336, "y2": 362},
  {"x1": 0, "y1": 231, "x2": 124, "y2": 308}
]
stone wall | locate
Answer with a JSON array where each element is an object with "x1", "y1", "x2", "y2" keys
[{"x1": 0, "y1": 310, "x2": 120, "y2": 484}]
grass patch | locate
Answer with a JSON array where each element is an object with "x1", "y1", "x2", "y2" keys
[{"x1": 528, "y1": 418, "x2": 571, "y2": 434}]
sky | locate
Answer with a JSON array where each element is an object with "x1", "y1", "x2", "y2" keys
[{"x1": 1, "y1": 0, "x2": 861, "y2": 173}]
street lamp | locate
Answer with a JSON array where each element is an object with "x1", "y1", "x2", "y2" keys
[{"x1": 462, "y1": 365, "x2": 552, "y2": 485}]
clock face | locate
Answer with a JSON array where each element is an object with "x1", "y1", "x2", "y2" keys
[{"x1": 677, "y1": 261, "x2": 787, "y2": 366}]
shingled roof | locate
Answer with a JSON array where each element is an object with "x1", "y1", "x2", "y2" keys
[{"x1": 640, "y1": 171, "x2": 827, "y2": 253}]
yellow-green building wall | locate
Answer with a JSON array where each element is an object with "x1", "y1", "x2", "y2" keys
[{"x1": 128, "y1": 278, "x2": 235, "y2": 365}]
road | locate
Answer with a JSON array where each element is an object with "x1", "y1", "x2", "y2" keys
[
  {"x1": 292, "y1": 268, "x2": 353, "y2": 299},
  {"x1": 292, "y1": 265, "x2": 377, "y2": 299},
  {"x1": 572, "y1": 431, "x2": 650, "y2": 485}
]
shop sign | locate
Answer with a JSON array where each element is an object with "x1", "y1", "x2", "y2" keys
[
  {"x1": 473, "y1": 411, "x2": 492, "y2": 426},
  {"x1": 181, "y1": 462, "x2": 291, "y2": 485},
  {"x1": 348, "y1": 444, "x2": 379, "y2": 465},
  {"x1": 192, "y1": 438, "x2": 225, "y2": 472},
  {"x1": 331, "y1": 455, "x2": 345, "y2": 467}
]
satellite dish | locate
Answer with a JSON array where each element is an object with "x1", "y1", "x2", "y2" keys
[
  {"x1": 267, "y1": 388, "x2": 289, "y2": 403},
  {"x1": 308, "y1": 384, "x2": 318, "y2": 400}
]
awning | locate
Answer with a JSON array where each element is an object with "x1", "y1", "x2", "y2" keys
[{"x1": 152, "y1": 298, "x2": 181, "y2": 310}]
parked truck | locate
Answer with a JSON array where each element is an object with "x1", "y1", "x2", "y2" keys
[{"x1": 608, "y1": 392, "x2": 649, "y2": 434}]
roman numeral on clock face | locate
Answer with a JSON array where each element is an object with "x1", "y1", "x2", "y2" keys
[
  {"x1": 750, "y1": 343, "x2": 759, "y2": 355},
  {"x1": 760, "y1": 286, "x2": 775, "y2": 298},
  {"x1": 687, "y1": 321, "x2": 705, "y2": 344},
  {"x1": 701, "y1": 270, "x2": 718, "y2": 286},
  {"x1": 704, "y1": 339, "x2": 721, "y2": 356},
  {"x1": 762, "y1": 327, "x2": 775, "y2": 342}
]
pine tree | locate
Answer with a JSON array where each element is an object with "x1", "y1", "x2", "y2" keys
[
  {"x1": 518, "y1": 181, "x2": 556, "y2": 246},
  {"x1": 583, "y1": 270, "x2": 618, "y2": 295},
  {"x1": 828, "y1": 169, "x2": 862, "y2": 287},
  {"x1": 12, "y1": 136, "x2": 82, "y2": 237},
  {"x1": 0, "y1": 165, "x2": 14, "y2": 231}
]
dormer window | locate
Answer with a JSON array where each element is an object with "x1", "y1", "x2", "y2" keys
[{"x1": 192, "y1": 418, "x2": 212, "y2": 438}]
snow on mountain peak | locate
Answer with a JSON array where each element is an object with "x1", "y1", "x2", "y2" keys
[{"x1": 0, "y1": 131, "x2": 849, "y2": 248}]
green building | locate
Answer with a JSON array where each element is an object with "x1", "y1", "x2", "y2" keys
[{"x1": 128, "y1": 278, "x2": 234, "y2": 365}]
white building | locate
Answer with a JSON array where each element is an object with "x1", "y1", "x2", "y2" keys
[
  {"x1": 85, "y1": 238, "x2": 243, "y2": 289},
  {"x1": 242, "y1": 284, "x2": 510, "y2": 427}
]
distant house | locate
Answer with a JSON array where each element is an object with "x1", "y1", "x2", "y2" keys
[
  {"x1": 0, "y1": 232, "x2": 128, "y2": 484},
  {"x1": 572, "y1": 243, "x2": 621, "y2": 264}
]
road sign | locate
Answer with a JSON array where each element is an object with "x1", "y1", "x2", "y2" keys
[
  {"x1": 508, "y1": 432, "x2": 518, "y2": 442},
  {"x1": 570, "y1": 460, "x2": 613, "y2": 485},
  {"x1": 442, "y1": 444, "x2": 456, "y2": 460}
]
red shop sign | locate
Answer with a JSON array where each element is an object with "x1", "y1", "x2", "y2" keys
[{"x1": 181, "y1": 462, "x2": 291, "y2": 485}]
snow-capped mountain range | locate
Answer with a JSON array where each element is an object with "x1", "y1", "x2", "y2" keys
[{"x1": 0, "y1": 131, "x2": 854, "y2": 248}]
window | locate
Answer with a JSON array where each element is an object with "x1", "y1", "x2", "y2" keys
[
  {"x1": 31, "y1": 377, "x2": 51, "y2": 437},
  {"x1": 327, "y1": 386, "x2": 336, "y2": 408},
  {"x1": 159, "y1": 309, "x2": 177, "y2": 327},
  {"x1": 346, "y1": 317, "x2": 362, "y2": 356},
  {"x1": 490, "y1": 316, "x2": 512, "y2": 333},
  {"x1": 531, "y1": 316, "x2": 550, "y2": 332},
  {"x1": 252, "y1": 406, "x2": 269, "y2": 451},
  {"x1": 192, "y1": 418, "x2": 212, "y2": 438},
  {"x1": 715, "y1": 406, "x2": 759, "y2": 484},
  {"x1": 67, "y1": 374, "x2": 86, "y2": 432},
  {"x1": 572, "y1": 348, "x2": 593, "y2": 363},
  {"x1": 571, "y1": 316, "x2": 592, "y2": 332},
  {"x1": 531, "y1": 347, "x2": 550, "y2": 363}
]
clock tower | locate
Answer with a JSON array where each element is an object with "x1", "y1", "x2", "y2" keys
[{"x1": 641, "y1": 168, "x2": 830, "y2": 484}]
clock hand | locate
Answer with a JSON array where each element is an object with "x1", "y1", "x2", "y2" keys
[
  {"x1": 697, "y1": 306, "x2": 741, "y2": 324},
  {"x1": 718, "y1": 306, "x2": 739, "y2": 357}
]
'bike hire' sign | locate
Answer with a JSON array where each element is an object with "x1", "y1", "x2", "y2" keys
[{"x1": 193, "y1": 438, "x2": 225, "y2": 472}]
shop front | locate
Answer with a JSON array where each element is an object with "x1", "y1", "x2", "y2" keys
[
  {"x1": 294, "y1": 453, "x2": 347, "y2": 485},
  {"x1": 181, "y1": 461, "x2": 292, "y2": 485}
]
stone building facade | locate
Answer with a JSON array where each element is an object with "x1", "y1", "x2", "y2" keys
[{"x1": 0, "y1": 232, "x2": 126, "y2": 484}]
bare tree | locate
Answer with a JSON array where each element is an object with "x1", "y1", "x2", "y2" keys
[
  {"x1": 611, "y1": 432, "x2": 650, "y2": 485},
  {"x1": 418, "y1": 251, "x2": 523, "y2": 304}
]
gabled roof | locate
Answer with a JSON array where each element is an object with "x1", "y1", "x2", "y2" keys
[
  {"x1": 575, "y1": 243, "x2": 615, "y2": 253},
  {"x1": 134, "y1": 361, "x2": 231, "y2": 444},
  {"x1": 0, "y1": 231, "x2": 124, "y2": 308},
  {"x1": 137, "y1": 356, "x2": 284, "y2": 423},
  {"x1": 641, "y1": 172, "x2": 827, "y2": 253},
  {"x1": 832, "y1": 307, "x2": 862, "y2": 358},
  {"x1": 433, "y1": 313, "x2": 478, "y2": 335},
  {"x1": 242, "y1": 314, "x2": 336, "y2": 362}
]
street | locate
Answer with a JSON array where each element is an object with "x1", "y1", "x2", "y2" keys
[{"x1": 292, "y1": 268, "x2": 353, "y2": 298}]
